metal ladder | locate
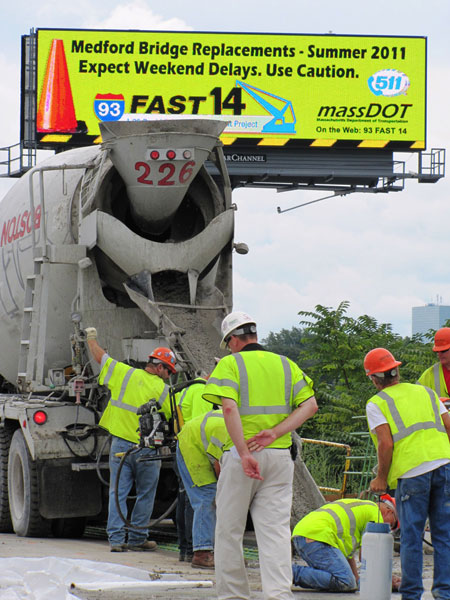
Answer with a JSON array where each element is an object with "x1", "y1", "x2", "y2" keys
[{"x1": 17, "y1": 251, "x2": 49, "y2": 392}]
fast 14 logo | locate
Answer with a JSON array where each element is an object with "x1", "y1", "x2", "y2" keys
[{"x1": 94, "y1": 93, "x2": 125, "y2": 121}]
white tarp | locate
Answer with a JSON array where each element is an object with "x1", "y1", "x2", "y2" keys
[{"x1": 0, "y1": 556, "x2": 211, "y2": 600}]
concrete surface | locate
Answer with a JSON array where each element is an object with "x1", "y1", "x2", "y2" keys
[{"x1": 0, "y1": 528, "x2": 435, "y2": 599}]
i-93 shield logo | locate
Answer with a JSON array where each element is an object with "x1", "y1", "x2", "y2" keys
[{"x1": 94, "y1": 93, "x2": 125, "y2": 121}]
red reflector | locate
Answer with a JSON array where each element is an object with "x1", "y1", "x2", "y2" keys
[
  {"x1": 166, "y1": 150, "x2": 176, "y2": 160},
  {"x1": 150, "y1": 150, "x2": 160, "y2": 160},
  {"x1": 33, "y1": 411, "x2": 47, "y2": 425}
]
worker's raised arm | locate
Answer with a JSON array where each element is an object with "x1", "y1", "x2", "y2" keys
[{"x1": 85, "y1": 328, "x2": 106, "y2": 364}]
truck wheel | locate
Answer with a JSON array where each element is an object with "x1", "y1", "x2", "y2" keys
[
  {"x1": 8, "y1": 429, "x2": 50, "y2": 537},
  {"x1": 51, "y1": 517, "x2": 86, "y2": 539},
  {"x1": 0, "y1": 425, "x2": 14, "y2": 532}
]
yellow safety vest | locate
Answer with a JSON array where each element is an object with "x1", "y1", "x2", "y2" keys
[
  {"x1": 418, "y1": 363, "x2": 449, "y2": 398},
  {"x1": 203, "y1": 349, "x2": 314, "y2": 450},
  {"x1": 292, "y1": 499, "x2": 380, "y2": 559},
  {"x1": 178, "y1": 410, "x2": 229, "y2": 486},
  {"x1": 367, "y1": 382, "x2": 450, "y2": 488},
  {"x1": 176, "y1": 378, "x2": 212, "y2": 425},
  {"x1": 99, "y1": 357, "x2": 171, "y2": 444}
]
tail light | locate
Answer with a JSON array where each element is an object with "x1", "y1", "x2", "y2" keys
[{"x1": 33, "y1": 410, "x2": 48, "y2": 425}]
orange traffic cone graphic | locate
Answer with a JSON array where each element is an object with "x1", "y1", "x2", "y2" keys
[{"x1": 37, "y1": 39, "x2": 78, "y2": 133}]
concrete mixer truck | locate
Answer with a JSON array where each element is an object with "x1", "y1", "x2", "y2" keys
[{"x1": 0, "y1": 118, "x2": 235, "y2": 537}]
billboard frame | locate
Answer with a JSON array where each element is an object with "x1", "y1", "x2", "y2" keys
[{"x1": 26, "y1": 27, "x2": 427, "y2": 152}]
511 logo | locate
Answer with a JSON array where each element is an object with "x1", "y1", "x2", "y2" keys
[{"x1": 367, "y1": 69, "x2": 410, "y2": 97}]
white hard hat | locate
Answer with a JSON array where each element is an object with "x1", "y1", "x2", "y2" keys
[{"x1": 220, "y1": 311, "x2": 257, "y2": 349}]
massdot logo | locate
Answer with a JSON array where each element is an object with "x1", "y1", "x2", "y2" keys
[{"x1": 367, "y1": 69, "x2": 410, "y2": 97}]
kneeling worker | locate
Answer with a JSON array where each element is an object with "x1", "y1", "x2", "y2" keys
[
  {"x1": 292, "y1": 497, "x2": 398, "y2": 593},
  {"x1": 176, "y1": 409, "x2": 228, "y2": 569}
]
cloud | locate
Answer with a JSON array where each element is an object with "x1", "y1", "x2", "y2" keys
[
  {"x1": 84, "y1": 1, "x2": 193, "y2": 31},
  {"x1": 231, "y1": 167, "x2": 450, "y2": 339},
  {"x1": 1, "y1": 2, "x2": 448, "y2": 342},
  {"x1": 232, "y1": 271, "x2": 313, "y2": 339}
]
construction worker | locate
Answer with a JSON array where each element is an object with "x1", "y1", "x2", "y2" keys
[
  {"x1": 291, "y1": 497, "x2": 398, "y2": 593},
  {"x1": 177, "y1": 376, "x2": 213, "y2": 423},
  {"x1": 364, "y1": 347, "x2": 450, "y2": 600},
  {"x1": 417, "y1": 327, "x2": 450, "y2": 399},
  {"x1": 85, "y1": 327, "x2": 176, "y2": 553},
  {"x1": 176, "y1": 409, "x2": 228, "y2": 569},
  {"x1": 203, "y1": 311, "x2": 318, "y2": 600},
  {"x1": 174, "y1": 377, "x2": 212, "y2": 563}
]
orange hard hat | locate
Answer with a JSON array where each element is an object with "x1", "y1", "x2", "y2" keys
[
  {"x1": 380, "y1": 493, "x2": 396, "y2": 508},
  {"x1": 433, "y1": 327, "x2": 450, "y2": 352},
  {"x1": 148, "y1": 347, "x2": 176, "y2": 373},
  {"x1": 380, "y1": 493, "x2": 400, "y2": 531},
  {"x1": 364, "y1": 348, "x2": 402, "y2": 376}
]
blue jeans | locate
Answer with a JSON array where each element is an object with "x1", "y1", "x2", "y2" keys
[
  {"x1": 107, "y1": 436, "x2": 161, "y2": 547},
  {"x1": 292, "y1": 535, "x2": 357, "y2": 592},
  {"x1": 176, "y1": 445, "x2": 216, "y2": 551},
  {"x1": 395, "y1": 463, "x2": 450, "y2": 600}
]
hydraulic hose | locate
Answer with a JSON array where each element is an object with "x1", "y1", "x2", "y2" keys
[
  {"x1": 114, "y1": 446, "x2": 177, "y2": 530},
  {"x1": 95, "y1": 433, "x2": 111, "y2": 487}
]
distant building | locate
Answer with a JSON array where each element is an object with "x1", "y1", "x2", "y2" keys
[{"x1": 412, "y1": 303, "x2": 450, "y2": 338}]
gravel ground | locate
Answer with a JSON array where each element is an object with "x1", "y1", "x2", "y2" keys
[{"x1": 0, "y1": 524, "x2": 436, "y2": 600}]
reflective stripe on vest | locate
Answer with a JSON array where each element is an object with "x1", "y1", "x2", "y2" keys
[
  {"x1": 377, "y1": 386, "x2": 446, "y2": 442},
  {"x1": 157, "y1": 386, "x2": 169, "y2": 410},
  {"x1": 103, "y1": 359, "x2": 117, "y2": 387},
  {"x1": 178, "y1": 388, "x2": 188, "y2": 408},
  {"x1": 200, "y1": 411, "x2": 225, "y2": 453},
  {"x1": 178, "y1": 381, "x2": 205, "y2": 408},
  {"x1": 109, "y1": 366, "x2": 138, "y2": 413},
  {"x1": 234, "y1": 353, "x2": 294, "y2": 416},
  {"x1": 207, "y1": 377, "x2": 240, "y2": 392},
  {"x1": 433, "y1": 363, "x2": 443, "y2": 397},
  {"x1": 315, "y1": 500, "x2": 375, "y2": 555},
  {"x1": 106, "y1": 361, "x2": 168, "y2": 415}
]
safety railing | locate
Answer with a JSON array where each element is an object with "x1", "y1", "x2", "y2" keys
[
  {"x1": 344, "y1": 417, "x2": 378, "y2": 495},
  {"x1": 301, "y1": 438, "x2": 352, "y2": 499}
]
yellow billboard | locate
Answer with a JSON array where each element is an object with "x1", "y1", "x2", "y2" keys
[{"x1": 36, "y1": 29, "x2": 426, "y2": 149}]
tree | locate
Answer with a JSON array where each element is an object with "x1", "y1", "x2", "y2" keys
[
  {"x1": 265, "y1": 301, "x2": 435, "y2": 440},
  {"x1": 264, "y1": 301, "x2": 438, "y2": 493},
  {"x1": 262, "y1": 327, "x2": 304, "y2": 362}
]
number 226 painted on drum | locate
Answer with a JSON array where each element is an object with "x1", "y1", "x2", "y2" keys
[{"x1": 134, "y1": 160, "x2": 196, "y2": 186}]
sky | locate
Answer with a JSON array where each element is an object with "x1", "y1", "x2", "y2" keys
[{"x1": 0, "y1": 0, "x2": 449, "y2": 340}]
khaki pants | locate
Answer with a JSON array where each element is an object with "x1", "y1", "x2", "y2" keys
[{"x1": 215, "y1": 448, "x2": 294, "y2": 600}]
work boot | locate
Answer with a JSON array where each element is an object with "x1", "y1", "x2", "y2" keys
[
  {"x1": 127, "y1": 540, "x2": 158, "y2": 551},
  {"x1": 110, "y1": 544, "x2": 127, "y2": 552},
  {"x1": 191, "y1": 550, "x2": 214, "y2": 569}
]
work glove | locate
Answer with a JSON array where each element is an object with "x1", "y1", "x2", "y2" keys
[{"x1": 85, "y1": 327, "x2": 97, "y2": 341}]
